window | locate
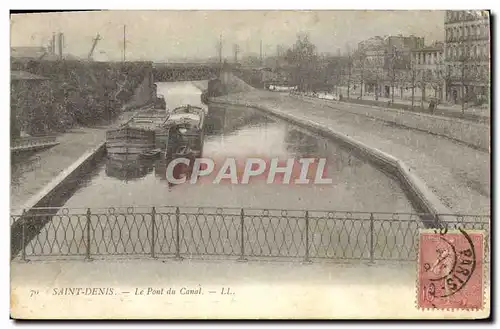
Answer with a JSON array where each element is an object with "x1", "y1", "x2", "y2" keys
[{"x1": 465, "y1": 26, "x2": 470, "y2": 36}]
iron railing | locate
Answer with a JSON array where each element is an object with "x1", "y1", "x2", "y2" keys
[
  {"x1": 11, "y1": 136, "x2": 58, "y2": 151},
  {"x1": 10, "y1": 206, "x2": 490, "y2": 263}
]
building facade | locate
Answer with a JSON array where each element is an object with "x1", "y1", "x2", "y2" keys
[
  {"x1": 444, "y1": 10, "x2": 490, "y2": 105},
  {"x1": 356, "y1": 36, "x2": 386, "y2": 96},
  {"x1": 355, "y1": 35, "x2": 425, "y2": 99},
  {"x1": 411, "y1": 42, "x2": 445, "y2": 101}
]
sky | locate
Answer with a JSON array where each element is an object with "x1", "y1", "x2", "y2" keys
[{"x1": 10, "y1": 10, "x2": 445, "y2": 62}]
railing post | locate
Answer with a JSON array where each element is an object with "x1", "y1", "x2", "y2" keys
[
  {"x1": 369, "y1": 213, "x2": 375, "y2": 264},
  {"x1": 21, "y1": 209, "x2": 27, "y2": 262},
  {"x1": 175, "y1": 207, "x2": 182, "y2": 260},
  {"x1": 151, "y1": 207, "x2": 156, "y2": 259},
  {"x1": 85, "y1": 208, "x2": 92, "y2": 261},
  {"x1": 238, "y1": 209, "x2": 247, "y2": 262},
  {"x1": 303, "y1": 210, "x2": 312, "y2": 264}
]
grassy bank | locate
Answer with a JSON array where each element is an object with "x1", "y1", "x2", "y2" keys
[{"x1": 11, "y1": 60, "x2": 153, "y2": 137}]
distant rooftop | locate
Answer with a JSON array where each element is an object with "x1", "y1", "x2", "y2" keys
[
  {"x1": 11, "y1": 70, "x2": 49, "y2": 81},
  {"x1": 411, "y1": 42, "x2": 444, "y2": 53},
  {"x1": 11, "y1": 46, "x2": 47, "y2": 59},
  {"x1": 11, "y1": 46, "x2": 82, "y2": 61}
]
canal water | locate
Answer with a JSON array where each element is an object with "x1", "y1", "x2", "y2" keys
[
  {"x1": 19, "y1": 81, "x2": 420, "y2": 262},
  {"x1": 61, "y1": 81, "x2": 414, "y2": 213}
]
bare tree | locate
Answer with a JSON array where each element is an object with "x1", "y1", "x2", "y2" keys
[
  {"x1": 409, "y1": 64, "x2": 418, "y2": 109},
  {"x1": 346, "y1": 49, "x2": 353, "y2": 99},
  {"x1": 354, "y1": 50, "x2": 366, "y2": 99},
  {"x1": 284, "y1": 33, "x2": 318, "y2": 92},
  {"x1": 388, "y1": 46, "x2": 397, "y2": 103}
]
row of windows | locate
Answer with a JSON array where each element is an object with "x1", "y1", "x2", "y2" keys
[
  {"x1": 445, "y1": 24, "x2": 489, "y2": 40},
  {"x1": 445, "y1": 44, "x2": 489, "y2": 59},
  {"x1": 446, "y1": 10, "x2": 488, "y2": 22},
  {"x1": 447, "y1": 64, "x2": 490, "y2": 78},
  {"x1": 412, "y1": 51, "x2": 441, "y2": 65}
]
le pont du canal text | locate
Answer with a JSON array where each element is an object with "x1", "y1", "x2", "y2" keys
[{"x1": 134, "y1": 286, "x2": 234, "y2": 296}]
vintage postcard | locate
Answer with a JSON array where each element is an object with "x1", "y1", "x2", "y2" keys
[{"x1": 9, "y1": 10, "x2": 491, "y2": 319}]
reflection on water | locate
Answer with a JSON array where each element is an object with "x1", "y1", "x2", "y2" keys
[
  {"x1": 105, "y1": 155, "x2": 155, "y2": 182},
  {"x1": 11, "y1": 152, "x2": 42, "y2": 190},
  {"x1": 204, "y1": 105, "x2": 274, "y2": 137},
  {"x1": 61, "y1": 81, "x2": 414, "y2": 213}
]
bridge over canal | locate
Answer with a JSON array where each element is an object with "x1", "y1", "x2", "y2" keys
[{"x1": 152, "y1": 63, "x2": 221, "y2": 82}]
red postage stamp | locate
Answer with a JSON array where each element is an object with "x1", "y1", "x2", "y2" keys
[{"x1": 417, "y1": 229, "x2": 485, "y2": 310}]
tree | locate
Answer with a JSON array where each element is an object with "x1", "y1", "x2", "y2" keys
[
  {"x1": 363, "y1": 54, "x2": 384, "y2": 100},
  {"x1": 352, "y1": 50, "x2": 367, "y2": 99},
  {"x1": 284, "y1": 33, "x2": 318, "y2": 91},
  {"x1": 325, "y1": 56, "x2": 350, "y2": 95}
]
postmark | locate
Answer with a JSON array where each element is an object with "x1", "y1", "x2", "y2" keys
[{"x1": 417, "y1": 228, "x2": 484, "y2": 310}]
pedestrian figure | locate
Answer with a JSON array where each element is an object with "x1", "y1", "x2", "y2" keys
[{"x1": 428, "y1": 99, "x2": 436, "y2": 113}]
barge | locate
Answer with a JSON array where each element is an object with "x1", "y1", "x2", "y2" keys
[
  {"x1": 106, "y1": 107, "x2": 169, "y2": 155},
  {"x1": 164, "y1": 105, "x2": 205, "y2": 157}
]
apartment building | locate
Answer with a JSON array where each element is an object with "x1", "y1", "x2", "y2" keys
[
  {"x1": 411, "y1": 42, "x2": 445, "y2": 101},
  {"x1": 444, "y1": 10, "x2": 490, "y2": 104},
  {"x1": 355, "y1": 35, "x2": 425, "y2": 99}
]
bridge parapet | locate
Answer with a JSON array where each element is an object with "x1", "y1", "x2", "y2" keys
[
  {"x1": 153, "y1": 63, "x2": 220, "y2": 82},
  {"x1": 10, "y1": 205, "x2": 490, "y2": 263}
]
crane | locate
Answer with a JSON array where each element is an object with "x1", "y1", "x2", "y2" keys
[{"x1": 88, "y1": 33, "x2": 101, "y2": 61}]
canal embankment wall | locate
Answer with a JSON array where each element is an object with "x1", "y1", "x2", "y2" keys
[
  {"x1": 198, "y1": 71, "x2": 255, "y2": 101},
  {"x1": 122, "y1": 67, "x2": 156, "y2": 111},
  {"x1": 293, "y1": 94, "x2": 490, "y2": 152},
  {"x1": 13, "y1": 142, "x2": 107, "y2": 216}
]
